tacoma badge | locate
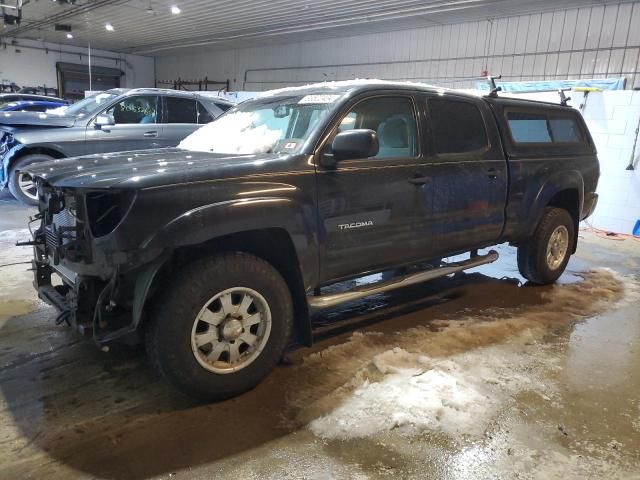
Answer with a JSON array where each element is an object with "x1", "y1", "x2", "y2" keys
[{"x1": 338, "y1": 220, "x2": 374, "y2": 230}]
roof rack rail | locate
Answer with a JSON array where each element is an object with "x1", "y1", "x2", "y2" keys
[
  {"x1": 487, "y1": 75, "x2": 502, "y2": 97},
  {"x1": 558, "y1": 89, "x2": 572, "y2": 106}
]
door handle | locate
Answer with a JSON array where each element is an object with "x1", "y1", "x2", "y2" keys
[
  {"x1": 408, "y1": 174, "x2": 432, "y2": 185},
  {"x1": 487, "y1": 168, "x2": 498, "y2": 179},
  {"x1": 143, "y1": 131, "x2": 158, "y2": 138}
]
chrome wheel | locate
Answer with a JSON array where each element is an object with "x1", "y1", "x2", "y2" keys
[
  {"x1": 18, "y1": 172, "x2": 38, "y2": 201},
  {"x1": 546, "y1": 225, "x2": 569, "y2": 270},
  {"x1": 190, "y1": 287, "x2": 272, "y2": 374}
]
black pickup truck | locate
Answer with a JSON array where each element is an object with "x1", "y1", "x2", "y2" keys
[{"x1": 24, "y1": 81, "x2": 599, "y2": 400}]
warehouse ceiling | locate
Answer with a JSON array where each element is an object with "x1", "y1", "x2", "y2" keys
[{"x1": 0, "y1": 0, "x2": 628, "y2": 55}]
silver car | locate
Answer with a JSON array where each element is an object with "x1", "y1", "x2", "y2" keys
[{"x1": 0, "y1": 88, "x2": 234, "y2": 204}]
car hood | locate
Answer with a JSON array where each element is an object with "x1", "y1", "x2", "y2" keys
[
  {"x1": 0, "y1": 111, "x2": 76, "y2": 128},
  {"x1": 23, "y1": 148, "x2": 294, "y2": 189}
]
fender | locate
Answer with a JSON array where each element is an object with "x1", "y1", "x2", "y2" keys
[
  {"x1": 1, "y1": 143, "x2": 25, "y2": 189},
  {"x1": 132, "y1": 196, "x2": 318, "y2": 345},
  {"x1": 522, "y1": 169, "x2": 584, "y2": 239},
  {"x1": 131, "y1": 250, "x2": 173, "y2": 335},
  {"x1": 140, "y1": 196, "x2": 318, "y2": 276},
  {"x1": 1, "y1": 143, "x2": 65, "y2": 189}
]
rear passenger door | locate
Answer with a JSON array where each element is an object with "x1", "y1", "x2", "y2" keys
[
  {"x1": 422, "y1": 94, "x2": 508, "y2": 256},
  {"x1": 161, "y1": 96, "x2": 201, "y2": 146}
]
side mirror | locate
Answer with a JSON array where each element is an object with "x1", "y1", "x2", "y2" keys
[
  {"x1": 330, "y1": 129, "x2": 379, "y2": 162},
  {"x1": 94, "y1": 113, "x2": 115, "y2": 129}
]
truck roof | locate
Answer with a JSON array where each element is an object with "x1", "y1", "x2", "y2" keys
[
  {"x1": 99, "y1": 87, "x2": 234, "y2": 104},
  {"x1": 259, "y1": 79, "x2": 569, "y2": 109}
]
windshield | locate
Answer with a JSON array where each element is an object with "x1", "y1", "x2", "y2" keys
[
  {"x1": 178, "y1": 94, "x2": 341, "y2": 154},
  {"x1": 62, "y1": 91, "x2": 120, "y2": 117}
]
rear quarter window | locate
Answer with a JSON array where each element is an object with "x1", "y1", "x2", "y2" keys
[{"x1": 506, "y1": 110, "x2": 584, "y2": 144}]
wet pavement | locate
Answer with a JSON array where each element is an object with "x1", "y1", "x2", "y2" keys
[{"x1": 0, "y1": 196, "x2": 639, "y2": 479}]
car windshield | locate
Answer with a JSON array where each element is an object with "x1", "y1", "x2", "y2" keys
[
  {"x1": 62, "y1": 91, "x2": 120, "y2": 117},
  {"x1": 178, "y1": 93, "x2": 341, "y2": 154}
]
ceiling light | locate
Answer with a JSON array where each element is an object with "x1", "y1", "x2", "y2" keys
[
  {"x1": 105, "y1": 22, "x2": 114, "y2": 31},
  {"x1": 170, "y1": 5, "x2": 181, "y2": 14},
  {"x1": 66, "y1": 32, "x2": 73, "y2": 39}
]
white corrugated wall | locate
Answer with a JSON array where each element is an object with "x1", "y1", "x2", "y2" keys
[{"x1": 155, "y1": 1, "x2": 640, "y2": 91}]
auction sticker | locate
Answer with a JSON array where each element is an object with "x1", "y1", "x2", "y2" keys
[{"x1": 299, "y1": 94, "x2": 340, "y2": 104}]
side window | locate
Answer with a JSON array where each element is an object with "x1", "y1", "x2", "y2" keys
[
  {"x1": 506, "y1": 112, "x2": 551, "y2": 143},
  {"x1": 20, "y1": 105, "x2": 48, "y2": 112},
  {"x1": 165, "y1": 97, "x2": 197, "y2": 123},
  {"x1": 341, "y1": 97, "x2": 418, "y2": 159},
  {"x1": 197, "y1": 101, "x2": 215, "y2": 124},
  {"x1": 106, "y1": 96, "x2": 158, "y2": 124},
  {"x1": 214, "y1": 102, "x2": 233, "y2": 112},
  {"x1": 506, "y1": 111, "x2": 584, "y2": 144},
  {"x1": 428, "y1": 99, "x2": 489, "y2": 154},
  {"x1": 548, "y1": 118, "x2": 583, "y2": 143}
]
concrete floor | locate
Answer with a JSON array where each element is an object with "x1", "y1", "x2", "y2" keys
[{"x1": 0, "y1": 192, "x2": 639, "y2": 479}]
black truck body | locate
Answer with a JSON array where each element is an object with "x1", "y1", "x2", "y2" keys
[{"x1": 23, "y1": 81, "x2": 599, "y2": 399}]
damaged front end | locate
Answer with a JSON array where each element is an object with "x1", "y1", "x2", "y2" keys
[{"x1": 30, "y1": 180, "x2": 163, "y2": 346}]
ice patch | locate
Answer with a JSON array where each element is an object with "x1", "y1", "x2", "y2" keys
[{"x1": 310, "y1": 346, "x2": 542, "y2": 440}]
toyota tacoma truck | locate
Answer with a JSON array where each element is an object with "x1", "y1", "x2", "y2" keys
[{"x1": 22, "y1": 81, "x2": 599, "y2": 400}]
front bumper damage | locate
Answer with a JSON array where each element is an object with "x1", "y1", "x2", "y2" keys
[{"x1": 30, "y1": 183, "x2": 164, "y2": 346}]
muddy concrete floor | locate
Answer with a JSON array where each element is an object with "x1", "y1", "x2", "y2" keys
[{"x1": 0, "y1": 194, "x2": 639, "y2": 480}]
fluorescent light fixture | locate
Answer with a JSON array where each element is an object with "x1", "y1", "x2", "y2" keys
[
  {"x1": 105, "y1": 23, "x2": 114, "y2": 31},
  {"x1": 66, "y1": 32, "x2": 73, "y2": 39},
  {"x1": 170, "y1": 5, "x2": 181, "y2": 14}
]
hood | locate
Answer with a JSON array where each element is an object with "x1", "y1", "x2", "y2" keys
[
  {"x1": 0, "y1": 111, "x2": 76, "y2": 128},
  {"x1": 23, "y1": 148, "x2": 295, "y2": 189}
]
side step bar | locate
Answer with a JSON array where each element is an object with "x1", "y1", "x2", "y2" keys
[{"x1": 308, "y1": 250, "x2": 499, "y2": 309}]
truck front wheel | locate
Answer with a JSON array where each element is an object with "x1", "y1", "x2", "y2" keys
[
  {"x1": 146, "y1": 252, "x2": 294, "y2": 401},
  {"x1": 517, "y1": 207, "x2": 575, "y2": 285}
]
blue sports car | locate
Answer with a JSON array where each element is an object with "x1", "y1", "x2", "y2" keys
[{"x1": 0, "y1": 99, "x2": 69, "y2": 113}]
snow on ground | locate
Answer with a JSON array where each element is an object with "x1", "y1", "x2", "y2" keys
[
  {"x1": 304, "y1": 269, "x2": 635, "y2": 442},
  {"x1": 309, "y1": 342, "x2": 546, "y2": 440}
]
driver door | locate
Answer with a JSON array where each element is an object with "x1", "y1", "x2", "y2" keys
[
  {"x1": 86, "y1": 95, "x2": 165, "y2": 153},
  {"x1": 316, "y1": 94, "x2": 433, "y2": 284}
]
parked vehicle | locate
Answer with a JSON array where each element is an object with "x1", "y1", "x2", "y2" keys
[
  {"x1": 0, "y1": 93, "x2": 66, "y2": 106},
  {"x1": 24, "y1": 80, "x2": 599, "y2": 400},
  {"x1": 0, "y1": 88, "x2": 234, "y2": 204},
  {"x1": 0, "y1": 99, "x2": 69, "y2": 113}
]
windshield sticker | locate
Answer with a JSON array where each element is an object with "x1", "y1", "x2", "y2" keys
[
  {"x1": 298, "y1": 94, "x2": 340, "y2": 104},
  {"x1": 283, "y1": 142, "x2": 298, "y2": 149}
]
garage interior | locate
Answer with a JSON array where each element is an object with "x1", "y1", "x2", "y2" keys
[{"x1": 1, "y1": 0, "x2": 639, "y2": 478}]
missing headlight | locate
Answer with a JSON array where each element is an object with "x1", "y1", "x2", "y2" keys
[{"x1": 86, "y1": 191, "x2": 136, "y2": 238}]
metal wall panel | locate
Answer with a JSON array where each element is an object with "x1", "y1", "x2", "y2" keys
[{"x1": 159, "y1": 2, "x2": 640, "y2": 91}]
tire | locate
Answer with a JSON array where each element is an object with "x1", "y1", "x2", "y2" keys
[
  {"x1": 146, "y1": 252, "x2": 294, "y2": 401},
  {"x1": 8, "y1": 154, "x2": 54, "y2": 206},
  {"x1": 517, "y1": 207, "x2": 575, "y2": 285}
]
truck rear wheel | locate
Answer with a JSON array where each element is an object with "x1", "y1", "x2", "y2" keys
[
  {"x1": 146, "y1": 252, "x2": 293, "y2": 401},
  {"x1": 517, "y1": 207, "x2": 575, "y2": 285}
]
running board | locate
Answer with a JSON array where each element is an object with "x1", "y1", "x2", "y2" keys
[{"x1": 308, "y1": 250, "x2": 499, "y2": 309}]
